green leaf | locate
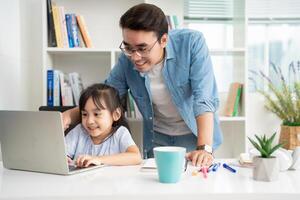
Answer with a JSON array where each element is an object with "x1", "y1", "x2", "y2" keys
[
  {"x1": 263, "y1": 135, "x2": 267, "y2": 143},
  {"x1": 248, "y1": 136, "x2": 268, "y2": 157},
  {"x1": 265, "y1": 132, "x2": 276, "y2": 156},
  {"x1": 254, "y1": 65, "x2": 300, "y2": 124},
  {"x1": 254, "y1": 135, "x2": 264, "y2": 148},
  {"x1": 269, "y1": 143, "x2": 284, "y2": 156}
]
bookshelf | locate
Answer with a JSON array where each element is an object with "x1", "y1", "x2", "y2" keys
[
  {"x1": 42, "y1": 0, "x2": 183, "y2": 105},
  {"x1": 210, "y1": 0, "x2": 247, "y2": 158},
  {"x1": 42, "y1": 0, "x2": 141, "y2": 106}
]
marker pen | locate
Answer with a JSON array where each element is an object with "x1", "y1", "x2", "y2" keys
[
  {"x1": 223, "y1": 163, "x2": 236, "y2": 173},
  {"x1": 212, "y1": 162, "x2": 221, "y2": 172},
  {"x1": 207, "y1": 164, "x2": 214, "y2": 172},
  {"x1": 201, "y1": 166, "x2": 208, "y2": 178}
]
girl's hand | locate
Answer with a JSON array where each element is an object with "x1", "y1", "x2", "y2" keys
[{"x1": 76, "y1": 155, "x2": 102, "y2": 168}]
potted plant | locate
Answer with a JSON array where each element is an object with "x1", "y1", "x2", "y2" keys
[
  {"x1": 249, "y1": 62, "x2": 300, "y2": 150},
  {"x1": 248, "y1": 132, "x2": 284, "y2": 181}
]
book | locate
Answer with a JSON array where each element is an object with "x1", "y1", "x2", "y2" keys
[
  {"x1": 58, "y1": 71, "x2": 74, "y2": 106},
  {"x1": 128, "y1": 92, "x2": 136, "y2": 118},
  {"x1": 65, "y1": 14, "x2": 74, "y2": 48},
  {"x1": 223, "y1": 82, "x2": 243, "y2": 117},
  {"x1": 47, "y1": 70, "x2": 54, "y2": 106},
  {"x1": 46, "y1": 0, "x2": 57, "y2": 47},
  {"x1": 140, "y1": 158, "x2": 188, "y2": 172},
  {"x1": 70, "y1": 14, "x2": 80, "y2": 47},
  {"x1": 76, "y1": 15, "x2": 93, "y2": 48},
  {"x1": 125, "y1": 93, "x2": 131, "y2": 118},
  {"x1": 166, "y1": 15, "x2": 172, "y2": 30},
  {"x1": 52, "y1": 5, "x2": 63, "y2": 48},
  {"x1": 68, "y1": 72, "x2": 84, "y2": 105},
  {"x1": 53, "y1": 70, "x2": 61, "y2": 106},
  {"x1": 172, "y1": 15, "x2": 179, "y2": 29},
  {"x1": 140, "y1": 158, "x2": 157, "y2": 172},
  {"x1": 232, "y1": 85, "x2": 242, "y2": 116},
  {"x1": 239, "y1": 153, "x2": 254, "y2": 168},
  {"x1": 77, "y1": 24, "x2": 86, "y2": 48},
  {"x1": 133, "y1": 100, "x2": 143, "y2": 119},
  {"x1": 58, "y1": 6, "x2": 69, "y2": 48},
  {"x1": 47, "y1": 69, "x2": 61, "y2": 106}
]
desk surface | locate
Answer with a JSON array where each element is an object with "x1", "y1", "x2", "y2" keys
[{"x1": 0, "y1": 160, "x2": 300, "y2": 200}]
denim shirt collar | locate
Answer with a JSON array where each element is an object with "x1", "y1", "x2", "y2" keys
[{"x1": 165, "y1": 36, "x2": 176, "y2": 61}]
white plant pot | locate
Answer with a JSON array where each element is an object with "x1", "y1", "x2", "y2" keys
[{"x1": 253, "y1": 156, "x2": 279, "y2": 182}]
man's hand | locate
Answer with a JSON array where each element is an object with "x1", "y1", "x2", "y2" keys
[
  {"x1": 76, "y1": 155, "x2": 102, "y2": 168},
  {"x1": 62, "y1": 110, "x2": 72, "y2": 131},
  {"x1": 186, "y1": 150, "x2": 213, "y2": 167}
]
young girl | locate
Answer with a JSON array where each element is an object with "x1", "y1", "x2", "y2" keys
[{"x1": 65, "y1": 83, "x2": 142, "y2": 167}]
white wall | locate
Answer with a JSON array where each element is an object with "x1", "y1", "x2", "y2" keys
[
  {"x1": 0, "y1": 0, "x2": 43, "y2": 161},
  {"x1": 247, "y1": 93, "x2": 282, "y2": 149},
  {"x1": 0, "y1": 0, "x2": 43, "y2": 111}
]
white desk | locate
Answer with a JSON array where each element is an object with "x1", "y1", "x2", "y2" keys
[{"x1": 0, "y1": 160, "x2": 300, "y2": 200}]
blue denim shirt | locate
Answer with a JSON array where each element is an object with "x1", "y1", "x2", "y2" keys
[{"x1": 105, "y1": 29, "x2": 223, "y2": 155}]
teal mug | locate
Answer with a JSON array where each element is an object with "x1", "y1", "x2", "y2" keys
[{"x1": 154, "y1": 146, "x2": 187, "y2": 183}]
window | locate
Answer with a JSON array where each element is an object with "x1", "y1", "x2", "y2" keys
[
  {"x1": 184, "y1": 0, "x2": 243, "y2": 92},
  {"x1": 248, "y1": 23, "x2": 300, "y2": 91},
  {"x1": 248, "y1": 0, "x2": 300, "y2": 92}
]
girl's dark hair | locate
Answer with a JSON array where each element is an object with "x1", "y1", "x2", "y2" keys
[
  {"x1": 119, "y1": 3, "x2": 168, "y2": 40},
  {"x1": 79, "y1": 83, "x2": 130, "y2": 131}
]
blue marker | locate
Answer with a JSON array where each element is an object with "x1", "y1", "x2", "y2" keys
[
  {"x1": 212, "y1": 163, "x2": 221, "y2": 172},
  {"x1": 207, "y1": 164, "x2": 214, "y2": 172},
  {"x1": 223, "y1": 163, "x2": 236, "y2": 173}
]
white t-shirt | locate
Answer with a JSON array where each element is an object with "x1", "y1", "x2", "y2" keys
[
  {"x1": 147, "y1": 58, "x2": 191, "y2": 136},
  {"x1": 65, "y1": 124, "x2": 136, "y2": 160}
]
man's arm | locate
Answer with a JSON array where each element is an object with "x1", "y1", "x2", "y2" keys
[
  {"x1": 185, "y1": 31, "x2": 218, "y2": 167},
  {"x1": 186, "y1": 112, "x2": 214, "y2": 167},
  {"x1": 196, "y1": 112, "x2": 213, "y2": 147},
  {"x1": 62, "y1": 107, "x2": 80, "y2": 130}
]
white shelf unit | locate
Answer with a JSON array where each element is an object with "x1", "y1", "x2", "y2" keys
[
  {"x1": 212, "y1": 0, "x2": 247, "y2": 158},
  {"x1": 42, "y1": 0, "x2": 144, "y2": 105},
  {"x1": 42, "y1": 0, "x2": 183, "y2": 105}
]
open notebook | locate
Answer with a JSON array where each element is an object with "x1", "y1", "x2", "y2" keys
[
  {"x1": 140, "y1": 158, "x2": 188, "y2": 172},
  {"x1": 140, "y1": 158, "x2": 157, "y2": 172}
]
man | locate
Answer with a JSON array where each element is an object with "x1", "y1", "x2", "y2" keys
[{"x1": 63, "y1": 3, "x2": 222, "y2": 167}]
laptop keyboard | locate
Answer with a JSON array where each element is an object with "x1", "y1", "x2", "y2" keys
[
  {"x1": 68, "y1": 165, "x2": 79, "y2": 171},
  {"x1": 68, "y1": 164, "x2": 101, "y2": 172}
]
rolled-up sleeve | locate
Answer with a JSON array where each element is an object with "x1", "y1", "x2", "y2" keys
[{"x1": 189, "y1": 32, "x2": 219, "y2": 117}]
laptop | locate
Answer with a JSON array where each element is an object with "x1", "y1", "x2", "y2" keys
[{"x1": 0, "y1": 110, "x2": 104, "y2": 175}]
